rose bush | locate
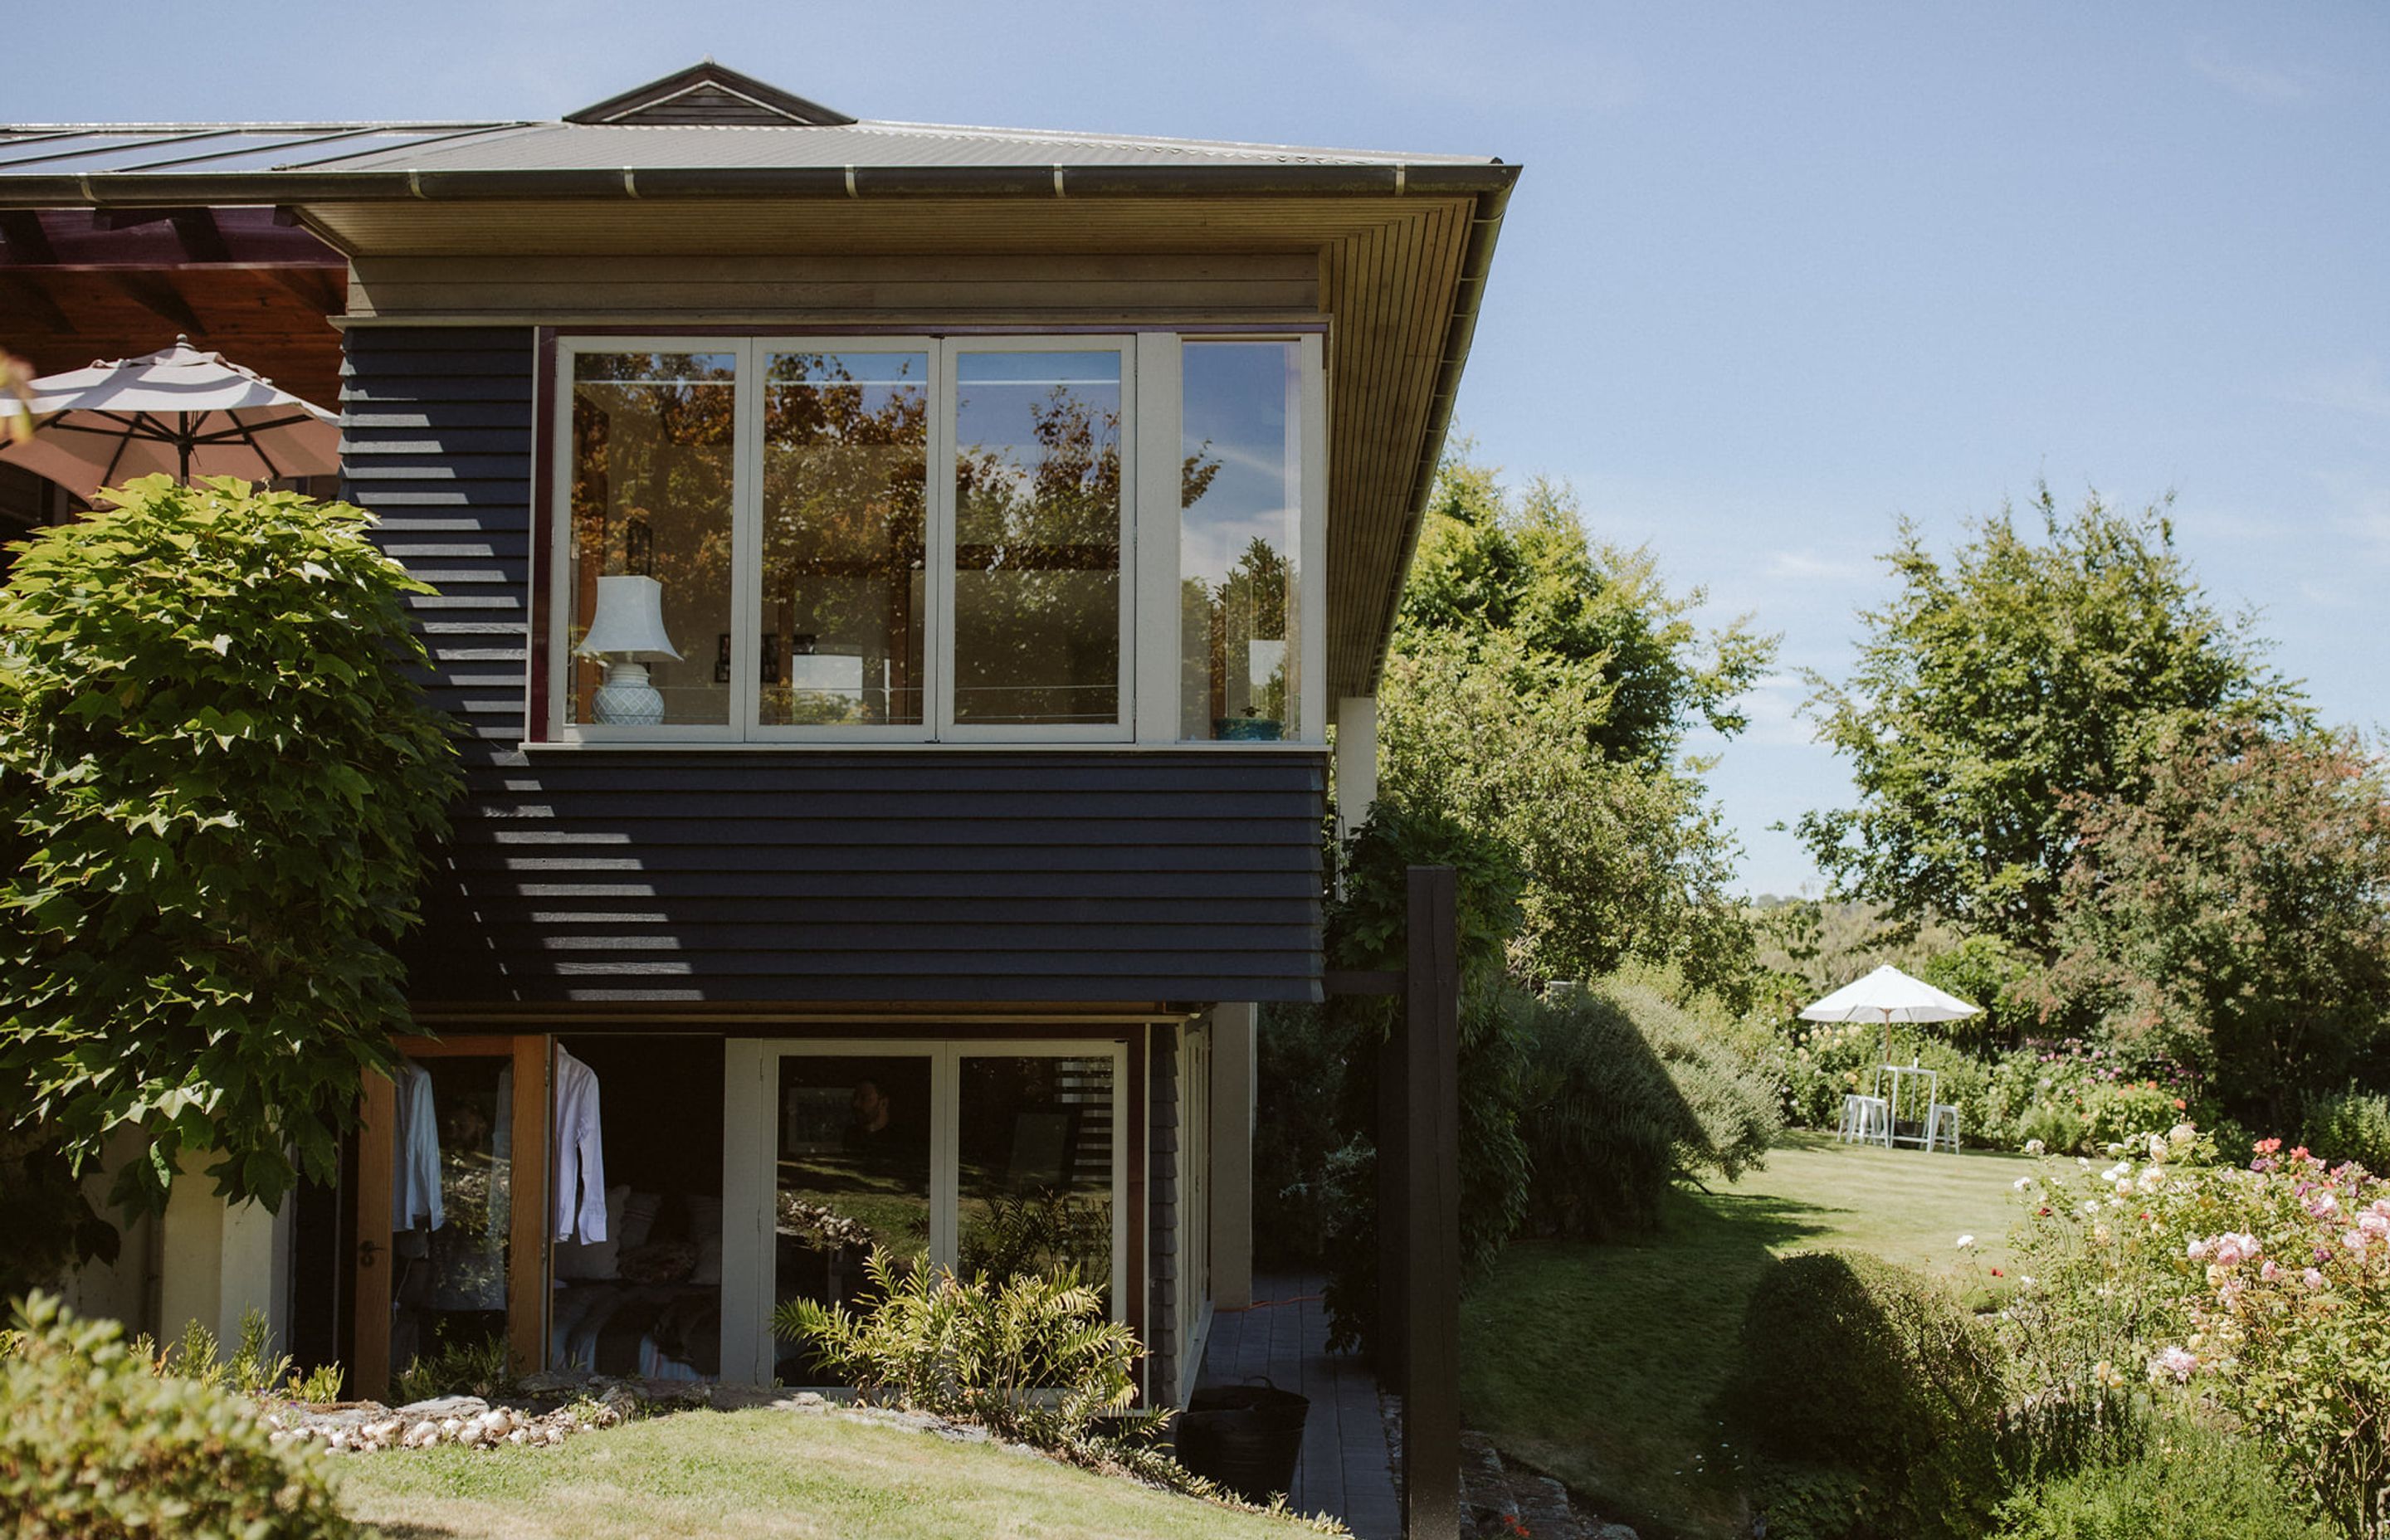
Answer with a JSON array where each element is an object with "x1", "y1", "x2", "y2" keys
[
  {"x1": 1978, "y1": 1040, "x2": 2200, "y2": 1156},
  {"x1": 2005, "y1": 1124, "x2": 2390, "y2": 1533}
]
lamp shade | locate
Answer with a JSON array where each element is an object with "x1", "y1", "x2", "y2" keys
[{"x1": 575, "y1": 574, "x2": 681, "y2": 660}]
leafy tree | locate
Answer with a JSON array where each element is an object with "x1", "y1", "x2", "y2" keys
[
  {"x1": 0, "y1": 476, "x2": 461, "y2": 1238},
  {"x1": 1377, "y1": 449, "x2": 1773, "y2": 997},
  {"x1": 2038, "y1": 726, "x2": 2390, "y2": 1128},
  {"x1": 1381, "y1": 628, "x2": 1753, "y2": 995},
  {"x1": 1799, "y1": 487, "x2": 2307, "y2": 958},
  {"x1": 1400, "y1": 456, "x2": 1772, "y2": 767}
]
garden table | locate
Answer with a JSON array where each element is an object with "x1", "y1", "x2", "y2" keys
[{"x1": 1871, "y1": 1061, "x2": 1942, "y2": 1149}]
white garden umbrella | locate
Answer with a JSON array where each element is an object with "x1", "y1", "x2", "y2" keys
[
  {"x1": 0, "y1": 336, "x2": 338, "y2": 496},
  {"x1": 1799, "y1": 963, "x2": 1980, "y2": 1063}
]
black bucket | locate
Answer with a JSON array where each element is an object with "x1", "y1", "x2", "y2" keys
[{"x1": 1175, "y1": 1378, "x2": 1310, "y2": 1503}]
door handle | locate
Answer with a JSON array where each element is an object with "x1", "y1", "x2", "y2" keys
[{"x1": 358, "y1": 1238, "x2": 383, "y2": 1269}]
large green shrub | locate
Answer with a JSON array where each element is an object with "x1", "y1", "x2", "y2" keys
[
  {"x1": 0, "y1": 1291, "x2": 352, "y2": 1538},
  {"x1": 1989, "y1": 1418, "x2": 2330, "y2": 1540},
  {"x1": 0, "y1": 476, "x2": 461, "y2": 1222},
  {"x1": 1318, "y1": 798, "x2": 1532, "y2": 1353},
  {"x1": 1726, "y1": 1250, "x2": 2006, "y2": 1540},
  {"x1": 1518, "y1": 976, "x2": 1782, "y2": 1236},
  {"x1": 1253, "y1": 1001, "x2": 1364, "y2": 1271},
  {"x1": 2301, "y1": 1087, "x2": 2390, "y2": 1176}
]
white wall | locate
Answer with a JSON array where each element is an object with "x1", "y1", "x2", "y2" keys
[
  {"x1": 154, "y1": 1148, "x2": 292, "y2": 1353},
  {"x1": 1334, "y1": 694, "x2": 1378, "y2": 850}
]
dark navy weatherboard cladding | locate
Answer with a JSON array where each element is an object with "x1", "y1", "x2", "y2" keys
[{"x1": 342, "y1": 327, "x2": 1326, "y2": 1006}]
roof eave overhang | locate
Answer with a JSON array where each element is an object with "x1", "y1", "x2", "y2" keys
[
  {"x1": 0, "y1": 158, "x2": 1514, "y2": 209},
  {"x1": 0, "y1": 157, "x2": 1518, "y2": 697}
]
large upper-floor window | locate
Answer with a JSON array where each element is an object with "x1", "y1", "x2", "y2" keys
[{"x1": 549, "y1": 334, "x2": 1323, "y2": 745}]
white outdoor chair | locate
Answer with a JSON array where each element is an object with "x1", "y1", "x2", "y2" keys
[
  {"x1": 1840, "y1": 1094, "x2": 1890, "y2": 1145},
  {"x1": 1926, "y1": 1102, "x2": 1961, "y2": 1153}
]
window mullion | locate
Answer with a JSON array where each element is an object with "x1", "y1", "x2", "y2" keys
[
  {"x1": 731, "y1": 339, "x2": 766, "y2": 738},
  {"x1": 929, "y1": 341, "x2": 958, "y2": 740},
  {"x1": 1132, "y1": 334, "x2": 1181, "y2": 743}
]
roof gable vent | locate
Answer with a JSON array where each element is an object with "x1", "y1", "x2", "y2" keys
[{"x1": 563, "y1": 61, "x2": 856, "y2": 127}]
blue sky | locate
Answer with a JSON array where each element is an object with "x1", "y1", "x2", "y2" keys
[{"x1": 19, "y1": 3, "x2": 2386, "y2": 894}]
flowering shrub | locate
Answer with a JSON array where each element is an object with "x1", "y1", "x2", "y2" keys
[
  {"x1": 2006, "y1": 1124, "x2": 2390, "y2": 1533},
  {"x1": 1978, "y1": 1040, "x2": 2198, "y2": 1155}
]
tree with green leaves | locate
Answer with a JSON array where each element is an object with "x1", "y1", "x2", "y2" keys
[
  {"x1": 1798, "y1": 487, "x2": 2307, "y2": 959},
  {"x1": 0, "y1": 476, "x2": 461, "y2": 1273},
  {"x1": 2039, "y1": 726, "x2": 2390, "y2": 1128},
  {"x1": 1378, "y1": 449, "x2": 1773, "y2": 995}
]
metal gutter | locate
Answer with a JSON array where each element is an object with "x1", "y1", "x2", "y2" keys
[
  {"x1": 1362, "y1": 169, "x2": 1519, "y2": 694},
  {"x1": 0, "y1": 158, "x2": 1515, "y2": 209}
]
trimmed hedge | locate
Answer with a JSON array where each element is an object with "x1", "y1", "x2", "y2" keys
[
  {"x1": 0, "y1": 1292, "x2": 353, "y2": 1539},
  {"x1": 1724, "y1": 1250, "x2": 2004, "y2": 1540}
]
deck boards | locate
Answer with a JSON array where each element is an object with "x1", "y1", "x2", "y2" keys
[{"x1": 1197, "y1": 1270, "x2": 1398, "y2": 1540}]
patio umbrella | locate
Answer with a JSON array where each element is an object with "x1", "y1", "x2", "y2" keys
[
  {"x1": 0, "y1": 336, "x2": 338, "y2": 497},
  {"x1": 1798, "y1": 963, "x2": 1980, "y2": 1064}
]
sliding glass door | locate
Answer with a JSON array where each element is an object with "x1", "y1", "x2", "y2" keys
[{"x1": 721, "y1": 1038, "x2": 1129, "y2": 1385}]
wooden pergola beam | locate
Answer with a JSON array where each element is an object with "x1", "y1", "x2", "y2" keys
[
  {"x1": 99, "y1": 270, "x2": 204, "y2": 335},
  {"x1": 0, "y1": 270, "x2": 75, "y2": 333},
  {"x1": 0, "y1": 211, "x2": 57, "y2": 265}
]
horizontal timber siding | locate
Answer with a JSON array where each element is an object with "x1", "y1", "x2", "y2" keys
[
  {"x1": 347, "y1": 252, "x2": 1319, "y2": 323},
  {"x1": 344, "y1": 325, "x2": 1326, "y2": 1008}
]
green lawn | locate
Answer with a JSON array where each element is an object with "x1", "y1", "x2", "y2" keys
[
  {"x1": 337, "y1": 1407, "x2": 1323, "y2": 1540},
  {"x1": 1461, "y1": 1132, "x2": 2032, "y2": 1540}
]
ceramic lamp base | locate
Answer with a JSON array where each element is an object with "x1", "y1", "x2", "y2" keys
[{"x1": 591, "y1": 660, "x2": 666, "y2": 725}]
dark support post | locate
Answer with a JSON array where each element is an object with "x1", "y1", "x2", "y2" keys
[{"x1": 1401, "y1": 864, "x2": 1461, "y2": 1540}]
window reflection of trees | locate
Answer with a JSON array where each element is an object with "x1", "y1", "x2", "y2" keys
[
  {"x1": 568, "y1": 353, "x2": 737, "y2": 725},
  {"x1": 563, "y1": 346, "x2": 1272, "y2": 734},
  {"x1": 953, "y1": 379, "x2": 1125, "y2": 725},
  {"x1": 760, "y1": 353, "x2": 929, "y2": 726}
]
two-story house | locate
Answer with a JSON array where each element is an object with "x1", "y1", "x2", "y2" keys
[{"x1": 3, "y1": 62, "x2": 1515, "y2": 1411}]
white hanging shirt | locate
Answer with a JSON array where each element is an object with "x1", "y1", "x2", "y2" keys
[
  {"x1": 552, "y1": 1047, "x2": 607, "y2": 1244},
  {"x1": 393, "y1": 1060, "x2": 444, "y2": 1231}
]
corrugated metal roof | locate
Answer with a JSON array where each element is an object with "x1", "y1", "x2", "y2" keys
[
  {"x1": 305, "y1": 119, "x2": 1496, "y2": 173},
  {"x1": 0, "y1": 124, "x2": 525, "y2": 179},
  {"x1": 0, "y1": 116, "x2": 1491, "y2": 181}
]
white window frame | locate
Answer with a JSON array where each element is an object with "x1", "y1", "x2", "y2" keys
[
  {"x1": 938, "y1": 335, "x2": 1136, "y2": 743},
  {"x1": 1162, "y1": 333, "x2": 1329, "y2": 745},
  {"x1": 544, "y1": 331, "x2": 1324, "y2": 748},
  {"x1": 549, "y1": 335, "x2": 750, "y2": 744},
  {"x1": 744, "y1": 338, "x2": 941, "y2": 743},
  {"x1": 719, "y1": 1036, "x2": 1132, "y2": 1386}
]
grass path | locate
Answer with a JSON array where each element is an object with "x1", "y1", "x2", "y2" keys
[
  {"x1": 337, "y1": 1407, "x2": 1320, "y2": 1540},
  {"x1": 1460, "y1": 1133, "x2": 2032, "y2": 1539}
]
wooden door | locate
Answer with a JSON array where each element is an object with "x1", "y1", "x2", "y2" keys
[{"x1": 350, "y1": 1035, "x2": 550, "y2": 1399}]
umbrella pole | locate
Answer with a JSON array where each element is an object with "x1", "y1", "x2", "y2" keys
[{"x1": 178, "y1": 413, "x2": 192, "y2": 485}]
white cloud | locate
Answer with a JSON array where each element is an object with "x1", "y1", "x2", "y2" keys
[
  {"x1": 2288, "y1": 358, "x2": 2390, "y2": 422},
  {"x1": 2321, "y1": 470, "x2": 2390, "y2": 563},
  {"x1": 1766, "y1": 548, "x2": 1876, "y2": 583},
  {"x1": 2186, "y1": 36, "x2": 2311, "y2": 104}
]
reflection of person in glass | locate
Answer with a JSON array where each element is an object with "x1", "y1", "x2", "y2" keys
[{"x1": 844, "y1": 1079, "x2": 895, "y2": 1153}]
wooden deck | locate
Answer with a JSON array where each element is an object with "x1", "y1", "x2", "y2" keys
[{"x1": 1197, "y1": 1272, "x2": 1400, "y2": 1540}]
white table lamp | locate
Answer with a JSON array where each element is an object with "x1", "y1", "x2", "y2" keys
[{"x1": 575, "y1": 574, "x2": 681, "y2": 725}]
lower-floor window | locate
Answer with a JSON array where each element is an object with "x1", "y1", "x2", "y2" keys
[{"x1": 724, "y1": 1039, "x2": 1127, "y2": 1386}]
